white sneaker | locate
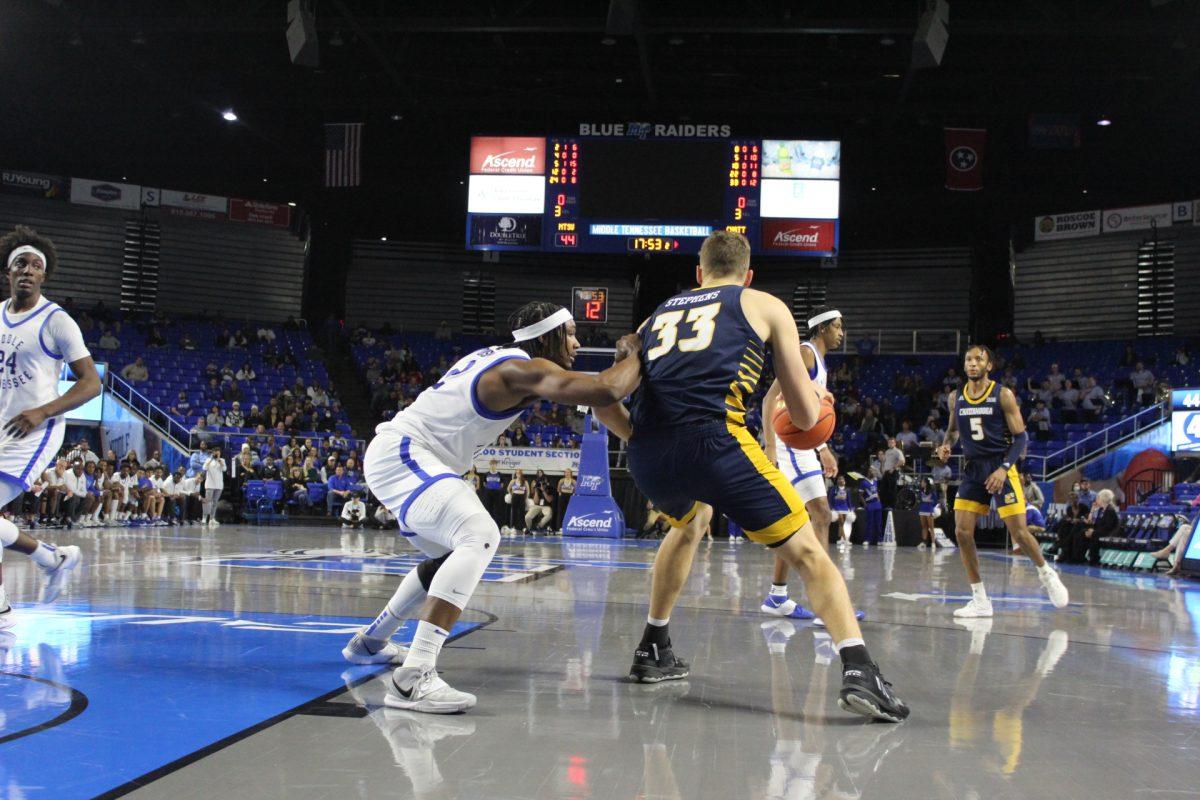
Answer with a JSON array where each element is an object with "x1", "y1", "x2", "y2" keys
[
  {"x1": 38, "y1": 545, "x2": 82, "y2": 604},
  {"x1": 385, "y1": 665, "x2": 476, "y2": 714},
  {"x1": 1039, "y1": 568, "x2": 1069, "y2": 608},
  {"x1": 862, "y1": 542, "x2": 870, "y2": 548},
  {"x1": 342, "y1": 632, "x2": 408, "y2": 665},
  {"x1": 0, "y1": 605, "x2": 14, "y2": 631},
  {"x1": 953, "y1": 597, "x2": 994, "y2": 618},
  {"x1": 210, "y1": 518, "x2": 220, "y2": 528},
  {"x1": 917, "y1": 542, "x2": 926, "y2": 550}
]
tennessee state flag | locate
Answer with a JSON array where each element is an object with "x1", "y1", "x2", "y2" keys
[{"x1": 944, "y1": 128, "x2": 986, "y2": 191}]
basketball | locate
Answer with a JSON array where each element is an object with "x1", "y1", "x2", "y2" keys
[{"x1": 773, "y1": 393, "x2": 836, "y2": 451}]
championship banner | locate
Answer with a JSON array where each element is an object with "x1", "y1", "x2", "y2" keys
[
  {"x1": 229, "y1": 198, "x2": 291, "y2": 227},
  {"x1": 1034, "y1": 210, "x2": 1101, "y2": 241},
  {"x1": 160, "y1": 189, "x2": 228, "y2": 221},
  {"x1": 1, "y1": 169, "x2": 67, "y2": 200},
  {"x1": 944, "y1": 128, "x2": 986, "y2": 191},
  {"x1": 70, "y1": 177, "x2": 141, "y2": 210},
  {"x1": 472, "y1": 446, "x2": 580, "y2": 475},
  {"x1": 1103, "y1": 203, "x2": 1171, "y2": 234}
]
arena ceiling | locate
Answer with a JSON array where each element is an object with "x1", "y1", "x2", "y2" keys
[{"x1": 4, "y1": 0, "x2": 1200, "y2": 242}]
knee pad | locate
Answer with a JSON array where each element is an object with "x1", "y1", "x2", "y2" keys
[
  {"x1": 426, "y1": 513, "x2": 501, "y2": 609},
  {"x1": 448, "y1": 513, "x2": 501, "y2": 555},
  {"x1": 416, "y1": 552, "x2": 451, "y2": 592}
]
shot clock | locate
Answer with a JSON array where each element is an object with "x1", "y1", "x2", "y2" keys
[
  {"x1": 466, "y1": 133, "x2": 839, "y2": 257},
  {"x1": 571, "y1": 287, "x2": 608, "y2": 324}
]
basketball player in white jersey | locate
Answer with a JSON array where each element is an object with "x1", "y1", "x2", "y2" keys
[
  {"x1": 761, "y1": 307, "x2": 863, "y2": 624},
  {"x1": 341, "y1": 302, "x2": 641, "y2": 713},
  {"x1": 0, "y1": 226, "x2": 100, "y2": 629}
]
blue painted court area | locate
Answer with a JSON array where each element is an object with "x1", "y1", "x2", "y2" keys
[{"x1": 0, "y1": 604, "x2": 482, "y2": 799}]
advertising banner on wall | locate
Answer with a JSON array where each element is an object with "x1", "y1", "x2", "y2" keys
[
  {"x1": 70, "y1": 177, "x2": 141, "y2": 210},
  {"x1": 1, "y1": 169, "x2": 67, "y2": 200},
  {"x1": 472, "y1": 446, "x2": 580, "y2": 475},
  {"x1": 1033, "y1": 210, "x2": 1101, "y2": 241},
  {"x1": 761, "y1": 219, "x2": 837, "y2": 253},
  {"x1": 1102, "y1": 204, "x2": 1171, "y2": 233},
  {"x1": 469, "y1": 137, "x2": 546, "y2": 175},
  {"x1": 160, "y1": 189, "x2": 228, "y2": 220},
  {"x1": 468, "y1": 214, "x2": 542, "y2": 248},
  {"x1": 229, "y1": 198, "x2": 291, "y2": 227}
]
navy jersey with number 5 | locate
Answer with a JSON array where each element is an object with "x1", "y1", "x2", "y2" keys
[
  {"x1": 955, "y1": 380, "x2": 1011, "y2": 461},
  {"x1": 630, "y1": 284, "x2": 766, "y2": 432}
]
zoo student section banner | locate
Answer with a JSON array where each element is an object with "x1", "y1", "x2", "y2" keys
[{"x1": 472, "y1": 447, "x2": 581, "y2": 475}]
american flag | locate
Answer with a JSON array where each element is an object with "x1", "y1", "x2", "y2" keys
[{"x1": 324, "y1": 122, "x2": 362, "y2": 187}]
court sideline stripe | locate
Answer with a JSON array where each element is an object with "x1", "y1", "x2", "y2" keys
[{"x1": 91, "y1": 609, "x2": 498, "y2": 800}]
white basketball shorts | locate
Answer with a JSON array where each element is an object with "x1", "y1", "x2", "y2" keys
[
  {"x1": 775, "y1": 438, "x2": 828, "y2": 504},
  {"x1": 364, "y1": 429, "x2": 493, "y2": 558},
  {"x1": 0, "y1": 417, "x2": 65, "y2": 494}
]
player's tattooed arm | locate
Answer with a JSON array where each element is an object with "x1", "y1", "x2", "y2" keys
[{"x1": 935, "y1": 393, "x2": 958, "y2": 461}]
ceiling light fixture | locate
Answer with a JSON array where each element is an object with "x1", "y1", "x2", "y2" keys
[
  {"x1": 1096, "y1": 116, "x2": 1112, "y2": 126},
  {"x1": 287, "y1": 201, "x2": 297, "y2": 207},
  {"x1": 380, "y1": 236, "x2": 388, "y2": 241},
  {"x1": 221, "y1": 109, "x2": 238, "y2": 122}
]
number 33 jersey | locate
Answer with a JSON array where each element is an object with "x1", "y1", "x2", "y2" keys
[
  {"x1": 375, "y1": 346, "x2": 531, "y2": 474},
  {"x1": 630, "y1": 284, "x2": 767, "y2": 433},
  {"x1": 0, "y1": 298, "x2": 89, "y2": 430}
]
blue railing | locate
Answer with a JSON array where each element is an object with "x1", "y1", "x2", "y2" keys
[{"x1": 1024, "y1": 402, "x2": 1168, "y2": 481}]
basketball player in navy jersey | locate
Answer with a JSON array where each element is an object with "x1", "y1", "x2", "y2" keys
[
  {"x1": 935, "y1": 345, "x2": 1068, "y2": 618},
  {"x1": 0, "y1": 226, "x2": 99, "y2": 630},
  {"x1": 596, "y1": 231, "x2": 907, "y2": 722}
]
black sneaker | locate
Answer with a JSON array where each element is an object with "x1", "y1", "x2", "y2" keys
[
  {"x1": 629, "y1": 641, "x2": 690, "y2": 683},
  {"x1": 838, "y1": 662, "x2": 909, "y2": 722}
]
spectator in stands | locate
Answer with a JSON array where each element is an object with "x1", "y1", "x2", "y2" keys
[
  {"x1": 1074, "y1": 489, "x2": 1119, "y2": 566},
  {"x1": 171, "y1": 391, "x2": 192, "y2": 419},
  {"x1": 1130, "y1": 362, "x2": 1156, "y2": 406},
  {"x1": 233, "y1": 328, "x2": 250, "y2": 348},
  {"x1": 235, "y1": 361, "x2": 256, "y2": 382},
  {"x1": 225, "y1": 401, "x2": 244, "y2": 428},
  {"x1": 204, "y1": 361, "x2": 219, "y2": 380},
  {"x1": 1059, "y1": 379, "x2": 1080, "y2": 423},
  {"x1": 309, "y1": 384, "x2": 330, "y2": 408},
  {"x1": 40, "y1": 458, "x2": 69, "y2": 524},
  {"x1": 919, "y1": 416, "x2": 943, "y2": 446},
  {"x1": 1076, "y1": 478, "x2": 1097, "y2": 509},
  {"x1": 326, "y1": 465, "x2": 352, "y2": 516},
  {"x1": 205, "y1": 405, "x2": 222, "y2": 428},
  {"x1": 1045, "y1": 363, "x2": 1065, "y2": 393},
  {"x1": 259, "y1": 456, "x2": 281, "y2": 481},
  {"x1": 895, "y1": 421, "x2": 919, "y2": 454},
  {"x1": 1081, "y1": 378, "x2": 1107, "y2": 422},
  {"x1": 144, "y1": 451, "x2": 162, "y2": 471},
  {"x1": 192, "y1": 416, "x2": 212, "y2": 443},
  {"x1": 147, "y1": 326, "x2": 167, "y2": 348},
  {"x1": 361, "y1": 330, "x2": 377, "y2": 347},
  {"x1": 1150, "y1": 515, "x2": 1193, "y2": 575},
  {"x1": 257, "y1": 325, "x2": 276, "y2": 344},
  {"x1": 203, "y1": 377, "x2": 222, "y2": 403},
  {"x1": 67, "y1": 439, "x2": 100, "y2": 466},
  {"x1": 434, "y1": 320, "x2": 452, "y2": 340},
  {"x1": 219, "y1": 363, "x2": 235, "y2": 383},
  {"x1": 1028, "y1": 400, "x2": 1052, "y2": 441},
  {"x1": 1120, "y1": 344, "x2": 1139, "y2": 367},
  {"x1": 858, "y1": 408, "x2": 879, "y2": 436},
  {"x1": 319, "y1": 455, "x2": 338, "y2": 483},
  {"x1": 245, "y1": 404, "x2": 263, "y2": 429},
  {"x1": 176, "y1": 468, "x2": 202, "y2": 523},
  {"x1": 214, "y1": 327, "x2": 233, "y2": 348},
  {"x1": 98, "y1": 328, "x2": 120, "y2": 351},
  {"x1": 525, "y1": 482, "x2": 553, "y2": 533},
  {"x1": 121, "y1": 357, "x2": 149, "y2": 383},
  {"x1": 942, "y1": 367, "x2": 962, "y2": 391},
  {"x1": 61, "y1": 459, "x2": 88, "y2": 527},
  {"x1": 931, "y1": 458, "x2": 953, "y2": 504},
  {"x1": 286, "y1": 466, "x2": 310, "y2": 508},
  {"x1": 180, "y1": 331, "x2": 197, "y2": 350},
  {"x1": 223, "y1": 381, "x2": 243, "y2": 403},
  {"x1": 373, "y1": 502, "x2": 396, "y2": 529},
  {"x1": 1022, "y1": 473, "x2": 1045, "y2": 509},
  {"x1": 1175, "y1": 345, "x2": 1190, "y2": 366}
]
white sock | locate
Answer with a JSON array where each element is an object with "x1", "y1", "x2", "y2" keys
[
  {"x1": 402, "y1": 621, "x2": 449, "y2": 670},
  {"x1": 363, "y1": 568, "x2": 426, "y2": 642},
  {"x1": 32, "y1": 541, "x2": 59, "y2": 569},
  {"x1": 647, "y1": 615, "x2": 669, "y2": 627},
  {"x1": 834, "y1": 637, "x2": 865, "y2": 652},
  {"x1": 1036, "y1": 562, "x2": 1055, "y2": 577},
  {"x1": 769, "y1": 583, "x2": 788, "y2": 598},
  {"x1": 0, "y1": 584, "x2": 7, "y2": 610},
  {"x1": 971, "y1": 582, "x2": 989, "y2": 602}
]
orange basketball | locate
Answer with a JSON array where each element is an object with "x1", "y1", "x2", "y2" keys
[{"x1": 773, "y1": 394, "x2": 836, "y2": 451}]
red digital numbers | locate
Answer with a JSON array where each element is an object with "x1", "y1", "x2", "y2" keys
[
  {"x1": 585, "y1": 300, "x2": 603, "y2": 320},
  {"x1": 557, "y1": 233, "x2": 578, "y2": 247}
]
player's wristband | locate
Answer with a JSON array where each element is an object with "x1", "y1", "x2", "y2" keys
[
  {"x1": 815, "y1": 444, "x2": 827, "y2": 453},
  {"x1": 1001, "y1": 461, "x2": 1012, "y2": 471}
]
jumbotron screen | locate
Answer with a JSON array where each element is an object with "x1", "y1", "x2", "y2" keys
[{"x1": 465, "y1": 130, "x2": 840, "y2": 257}]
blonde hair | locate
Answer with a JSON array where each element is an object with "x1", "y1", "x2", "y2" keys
[
  {"x1": 1097, "y1": 489, "x2": 1116, "y2": 508},
  {"x1": 699, "y1": 230, "x2": 751, "y2": 277}
]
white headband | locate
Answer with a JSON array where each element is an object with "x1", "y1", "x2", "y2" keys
[
  {"x1": 6, "y1": 246, "x2": 46, "y2": 271},
  {"x1": 513, "y1": 308, "x2": 573, "y2": 342},
  {"x1": 808, "y1": 309, "x2": 842, "y2": 329}
]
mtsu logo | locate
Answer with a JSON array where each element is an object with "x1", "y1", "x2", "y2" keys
[
  {"x1": 580, "y1": 475, "x2": 603, "y2": 491},
  {"x1": 626, "y1": 122, "x2": 653, "y2": 140},
  {"x1": 949, "y1": 146, "x2": 977, "y2": 172}
]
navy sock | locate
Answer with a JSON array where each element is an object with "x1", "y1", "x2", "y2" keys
[
  {"x1": 641, "y1": 622, "x2": 670, "y2": 649},
  {"x1": 839, "y1": 644, "x2": 871, "y2": 667}
]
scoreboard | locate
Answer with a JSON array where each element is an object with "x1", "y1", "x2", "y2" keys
[{"x1": 466, "y1": 133, "x2": 840, "y2": 257}]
